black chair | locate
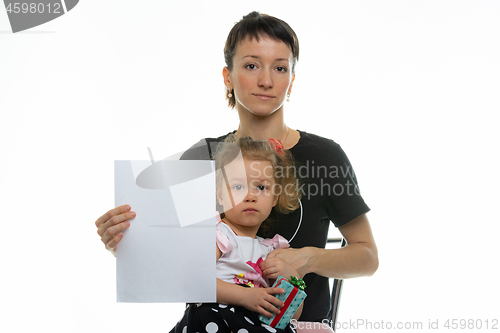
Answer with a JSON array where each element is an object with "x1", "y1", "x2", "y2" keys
[{"x1": 326, "y1": 237, "x2": 347, "y2": 331}]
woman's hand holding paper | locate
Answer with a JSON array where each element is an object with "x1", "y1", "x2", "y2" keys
[{"x1": 95, "y1": 204, "x2": 136, "y2": 256}]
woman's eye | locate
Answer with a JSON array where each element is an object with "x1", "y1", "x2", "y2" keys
[
  {"x1": 276, "y1": 66, "x2": 288, "y2": 73},
  {"x1": 246, "y1": 64, "x2": 257, "y2": 70}
]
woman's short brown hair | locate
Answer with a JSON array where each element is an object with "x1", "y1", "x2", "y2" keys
[{"x1": 224, "y1": 11, "x2": 300, "y2": 108}]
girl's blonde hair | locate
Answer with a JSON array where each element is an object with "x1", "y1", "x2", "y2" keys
[{"x1": 214, "y1": 135, "x2": 301, "y2": 226}]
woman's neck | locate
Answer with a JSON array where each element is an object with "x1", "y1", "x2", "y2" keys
[{"x1": 235, "y1": 106, "x2": 289, "y2": 142}]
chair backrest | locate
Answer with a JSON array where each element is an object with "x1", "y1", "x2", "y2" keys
[{"x1": 326, "y1": 238, "x2": 347, "y2": 330}]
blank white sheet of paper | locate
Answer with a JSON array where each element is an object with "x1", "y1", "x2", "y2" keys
[{"x1": 115, "y1": 160, "x2": 216, "y2": 303}]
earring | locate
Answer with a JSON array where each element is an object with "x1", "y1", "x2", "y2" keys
[
  {"x1": 227, "y1": 87, "x2": 232, "y2": 98},
  {"x1": 287, "y1": 94, "x2": 290, "y2": 102}
]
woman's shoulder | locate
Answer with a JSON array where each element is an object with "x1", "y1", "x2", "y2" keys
[
  {"x1": 180, "y1": 131, "x2": 236, "y2": 160},
  {"x1": 210, "y1": 131, "x2": 237, "y2": 143},
  {"x1": 294, "y1": 130, "x2": 343, "y2": 155}
]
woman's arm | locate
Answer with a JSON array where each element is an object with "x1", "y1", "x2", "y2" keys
[
  {"x1": 265, "y1": 213, "x2": 378, "y2": 279},
  {"x1": 292, "y1": 303, "x2": 303, "y2": 320}
]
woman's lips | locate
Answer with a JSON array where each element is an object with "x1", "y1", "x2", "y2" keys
[{"x1": 253, "y1": 94, "x2": 274, "y2": 100}]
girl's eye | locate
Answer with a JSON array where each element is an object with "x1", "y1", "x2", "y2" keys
[
  {"x1": 232, "y1": 185, "x2": 244, "y2": 191},
  {"x1": 257, "y1": 185, "x2": 268, "y2": 191}
]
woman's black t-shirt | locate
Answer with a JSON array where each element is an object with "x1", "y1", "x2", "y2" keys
[{"x1": 181, "y1": 130, "x2": 370, "y2": 322}]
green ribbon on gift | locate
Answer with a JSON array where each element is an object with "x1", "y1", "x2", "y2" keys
[{"x1": 289, "y1": 276, "x2": 306, "y2": 290}]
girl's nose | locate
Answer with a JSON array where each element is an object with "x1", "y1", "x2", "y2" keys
[{"x1": 244, "y1": 190, "x2": 257, "y2": 202}]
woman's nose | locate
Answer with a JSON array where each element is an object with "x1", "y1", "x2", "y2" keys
[{"x1": 258, "y1": 69, "x2": 273, "y2": 89}]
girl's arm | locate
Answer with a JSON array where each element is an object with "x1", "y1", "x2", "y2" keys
[
  {"x1": 260, "y1": 256, "x2": 304, "y2": 320},
  {"x1": 217, "y1": 279, "x2": 285, "y2": 317},
  {"x1": 216, "y1": 243, "x2": 285, "y2": 317}
]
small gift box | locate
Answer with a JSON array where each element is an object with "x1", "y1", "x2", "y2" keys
[{"x1": 259, "y1": 276, "x2": 307, "y2": 329}]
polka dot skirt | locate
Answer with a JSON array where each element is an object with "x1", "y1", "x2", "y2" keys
[{"x1": 169, "y1": 303, "x2": 295, "y2": 333}]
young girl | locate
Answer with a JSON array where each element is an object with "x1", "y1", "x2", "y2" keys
[{"x1": 170, "y1": 135, "x2": 302, "y2": 333}]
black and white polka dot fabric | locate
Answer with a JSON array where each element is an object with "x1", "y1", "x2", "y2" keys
[{"x1": 169, "y1": 303, "x2": 296, "y2": 333}]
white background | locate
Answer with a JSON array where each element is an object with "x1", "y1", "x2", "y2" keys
[{"x1": 1, "y1": 1, "x2": 499, "y2": 332}]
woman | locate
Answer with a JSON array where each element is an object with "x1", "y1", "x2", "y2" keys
[{"x1": 96, "y1": 11, "x2": 378, "y2": 325}]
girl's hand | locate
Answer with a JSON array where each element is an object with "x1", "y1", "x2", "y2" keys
[
  {"x1": 95, "y1": 205, "x2": 136, "y2": 256},
  {"x1": 259, "y1": 256, "x2": 300, "y2": 281},
  {"x1": 240, "y1": 287, "x2": 285, "y2": 317}
]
